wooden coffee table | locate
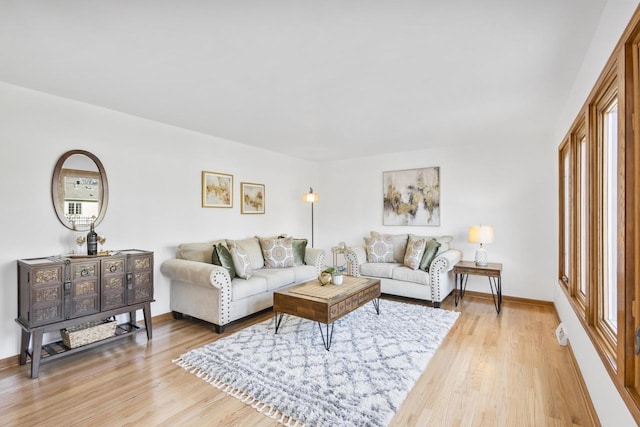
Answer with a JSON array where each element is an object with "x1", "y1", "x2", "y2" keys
[{"x1": 273, "y1": 276, "x2": 381, "y2": 350}]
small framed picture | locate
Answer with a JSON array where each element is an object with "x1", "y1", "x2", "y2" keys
[
  {"x1": 202, "y1": 171, "x2": 233, "y2": 208},
  {"x1": 240, "y1": 182, "x2": 265, "y2": 214}
]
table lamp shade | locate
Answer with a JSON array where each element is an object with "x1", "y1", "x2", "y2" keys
[
  {"x1": 468, "y1": 225, "x2": 494, "y2": 244},
  {"x1": 469, "y1": 225, "x2": 494, "y2": 266}
]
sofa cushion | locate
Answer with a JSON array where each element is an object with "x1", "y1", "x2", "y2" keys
[
  {"x1": 252, "y1": 268, "x2": 296, "y2": 290},
  {"x1": 259, "y1": 237, "x2": 295, "y2": 268},
  {"x1": 290, "y1": 264, "x2": 317, "y2": 283},
  {"x1": 228, "y1": 243, "x2": 253, "y2": 279},
  {"x1": 410, "y1": 234, "x2": 453, "y2": 254},
  {"x1": 404, "y1": 236, "x2": 427, "y2": 270},
  {"x1": 292, "y1": 238, "x2": 308, "y2": 266},
  {"x1": 177, "y1": 240, "x2": 226, "y2": 263},
  {"x1": 364, "y1": 232, "x2": 395, "y2": 263},
  {"x1": 391, "y1": 266, "x2": 431, "y2": 286},
  {"x1": 211, "y1": 243, "x2": 236, "y2": 278},
  {"x1": 231, "y1": 276, "x2": 268, "y2": 300},
  {"x1": 360, "y1": 262, "x2": 401, "y2": 279},
  {"x1": 226, "y1": 237, "x2": 264, "y2": 270},
  {"x1": 419, "y1": 238, "x2": 441, "y2": 271}
]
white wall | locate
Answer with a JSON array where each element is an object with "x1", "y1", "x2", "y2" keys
[
  {"x1": 551, "y1": 1, "x2": 639, "y2": 426},
  {"x1": 317, "y1": 136, "x2": 556, "y2": 302},
  {"x1": 0, "y1": 81, "x2": 319, "y2": 359},
  {"x1": 0, "y1": 77, "x2": 558, "y2": 361}
]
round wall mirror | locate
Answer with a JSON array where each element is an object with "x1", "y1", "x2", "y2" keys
[{"x1": 51, "y1": 150, "x2": 109, "y2": 231}]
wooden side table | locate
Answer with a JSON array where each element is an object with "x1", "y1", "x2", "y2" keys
[{"x1": 453, "y1": 260, "x2": 502, "y2": 314}]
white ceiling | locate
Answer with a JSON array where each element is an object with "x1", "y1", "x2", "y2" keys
[{"x1": 0, "y1": 1, "x2": 616, "y2": 161}]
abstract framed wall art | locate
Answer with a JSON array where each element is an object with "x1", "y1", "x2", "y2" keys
[
  {"x1": 240, "y1": 182, "x2": 265, "y2": 214},
  {"x1": 202, "y1": 171, "x2": 233, "y2": 208},
  {"x1": 383, "y1": 167, "x2": 440, "y2": 226}
]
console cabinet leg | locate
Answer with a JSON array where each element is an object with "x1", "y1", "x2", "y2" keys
[
  {"x1": 30, "y1": 329, "x2": 44, "y2": 379},
  {"x1": 19, "y1": 329, "x2": 29, "y2": 365},
  {"x1": 143, "y1": 302, "x2": 152, "y2": 340}
]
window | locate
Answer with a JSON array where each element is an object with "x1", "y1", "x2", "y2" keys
[
  {"x1": 602, "y1": 99, "x2": 618, "y2": 332},
  {"x1": 576, "y1": 128, "x2": 588, "y2": 310},
  {"x1": 67, "y1": 202, "x2": 82, "y2": 215},
  {"x1": 559, "y1": 140, "x2": 571, "y2": 290},
  {"x1": 558, "y1": 9, "x2": 640, "y2": 419}
]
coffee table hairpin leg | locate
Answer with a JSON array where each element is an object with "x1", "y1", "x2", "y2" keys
[
  {"x1": 274, "y1": 312, "x2": 285, "y2": 334},
  {"x1": 372, "y1": 297, "x2": 381, "y2": 314},
  {"x1": 318, "y1": 322, "x2": 335, "y2": 351}
]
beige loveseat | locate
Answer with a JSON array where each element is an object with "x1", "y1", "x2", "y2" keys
[
  {"x1": 160, "y1": 236, "x2": 325, "y2": 333},
  {"x1": 344, "y1": 232, "x2": 461, "y2": 307}
]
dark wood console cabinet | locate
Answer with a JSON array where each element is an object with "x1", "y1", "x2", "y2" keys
[{"x1": 16, "y1": 249, "x2": 154, "y2": 378}]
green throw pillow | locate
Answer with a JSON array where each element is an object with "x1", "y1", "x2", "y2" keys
[
  {"x1": 292, "y1": 238, "x2": 308, "y2": 266},
  {"x1": 211, "y1": 243, "x2": 236, "y2": 279},
  {"x1": 419, "y1": 238, "x2": 441, "y2": 271}
]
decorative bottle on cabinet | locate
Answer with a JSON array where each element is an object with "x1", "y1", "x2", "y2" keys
[{"x1": 87, "y1": 222, "x2": 98, "y2": 255}]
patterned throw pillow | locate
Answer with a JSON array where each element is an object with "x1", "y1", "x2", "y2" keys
[
  {"x1": 419, "y1": 238, "x2": 442, "y2": 271},
  {"x1": 259, "y1": 237, "x2": 295, "y2": 268},
  {"x1": 364, "y1": 232, "x2": 395, "y2": 263},
  {"x1": 403, "y1": 236, "x2": 427, "y2": 270},
  {"x1": 228, "y1": 243, "x2": 253, "y2": 279},
  {"x1": 211, "y1": 243, "x2": 237, "y2": 278}
]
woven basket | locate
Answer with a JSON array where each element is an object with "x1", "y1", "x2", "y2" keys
[{"x1": 61, "y1": 319, "x2": 117, "y2": 348}]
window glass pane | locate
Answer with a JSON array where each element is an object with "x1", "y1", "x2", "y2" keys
[
  {"x1": 604, "y1": 100, "x2": 618, "y2": 330},
  {"x1": 579, "y1": 137, "x2": 587, "y2": 297},
  {"x1": 563, "y1": 151, "x2": 570, "y2": 282}
]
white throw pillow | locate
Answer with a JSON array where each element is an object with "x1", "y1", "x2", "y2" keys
[
  {"x1": 364, "y1": 232, "x2": 395, "y2": 263},
  {"x1": 228, "y1": 243, "x2": 253, "y2": 279},
  {"x1": 404, "y1": 236, "x2": 426, "y2": 270}
]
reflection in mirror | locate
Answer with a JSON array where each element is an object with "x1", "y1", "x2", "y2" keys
[{"x1": 52, "y1": 150, "x2": 109, "y2": 231}]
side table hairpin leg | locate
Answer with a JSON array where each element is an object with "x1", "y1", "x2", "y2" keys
[
  {"x1": 454, "y1": 273, "x2": 469, "y2": 306},
  {"x1": 489, "y1": 276, "x2": 502, "y2": 314}
]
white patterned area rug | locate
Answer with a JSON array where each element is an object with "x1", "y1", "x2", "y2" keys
[{"x1": 173, "y1": 300, "x2": 459, "y2": 427}]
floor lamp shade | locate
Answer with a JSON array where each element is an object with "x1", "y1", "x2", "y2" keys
[
  {"x1": 468, "y1": 225, "x2": 494, "y2": 266},
  {"x1": 302, "y1": 187, "x2": 318, "y2": 247}
]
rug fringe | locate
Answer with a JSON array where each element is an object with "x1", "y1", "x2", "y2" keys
[{"x1": 172, "y1": 357, "x2": 304, "y2": 427}]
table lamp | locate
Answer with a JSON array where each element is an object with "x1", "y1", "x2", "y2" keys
[{"x1": 468, "y1": 225, "x2": 494, "y2": 266}]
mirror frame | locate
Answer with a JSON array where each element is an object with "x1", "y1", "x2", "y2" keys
[{"x1": 51, "y1": 149, "x2": 109, "y2": 231}]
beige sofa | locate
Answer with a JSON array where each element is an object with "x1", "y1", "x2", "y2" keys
[
  {"x1": 344, "y1": 232, "x2": 461, "y2": 307},
  {"x1": 160, "y1": 236, "x2": 325, "y2": 332}
]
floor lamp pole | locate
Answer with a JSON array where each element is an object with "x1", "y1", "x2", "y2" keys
[{"x1": 311, "y1": 202, "x2": 314, "y2": 248}]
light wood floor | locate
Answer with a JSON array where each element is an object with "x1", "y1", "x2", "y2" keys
[{"x1": 0, "y1": 294, "x2": 598, "y2": 426}]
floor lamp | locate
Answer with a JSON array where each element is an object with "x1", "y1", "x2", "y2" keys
[{"x1": 302, "y1": 187, "x2": 319, "y2": 247}]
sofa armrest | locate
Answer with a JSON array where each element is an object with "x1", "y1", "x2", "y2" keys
[
  {"x1": 305, "y1": 248, "x2": 326, "y2": 274},
  {"x1": 160, "y1": 259, "x2": 231, "y2": 290},
  {"x1": 429, "y1": 249, "x2": 462, "y2": 274},
  {"x1": 429, "y1": 249, "x2": 462, "y2": 304},
  {"x1": 344, "y1": 246, "x2": 367, "y2": 276}
]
